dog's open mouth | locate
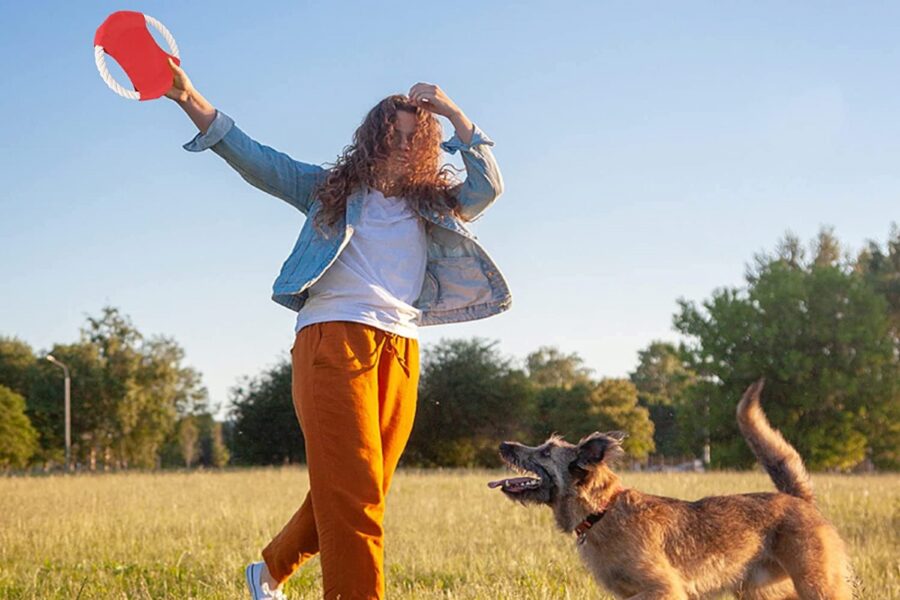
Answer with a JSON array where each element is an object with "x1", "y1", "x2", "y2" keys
[
  {"x1": 487, "y1": 476, "x2": 542, "y2": 493},
  {"x1": 489, "y1": 446, "x2": 553, "y2": 501}
]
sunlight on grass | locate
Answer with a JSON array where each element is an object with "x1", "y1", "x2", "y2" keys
[{"x1": 0, "y1": 469, "x2": 896, "y2": 598}]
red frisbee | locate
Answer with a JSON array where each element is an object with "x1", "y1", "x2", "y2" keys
[{"x1": 93, "y1": 11, "x2": 181, "y2": 101}]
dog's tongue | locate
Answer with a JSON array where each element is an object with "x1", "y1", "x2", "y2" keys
[{"x1": 487, "y1": 476, "x2": 534, "y2": 489}]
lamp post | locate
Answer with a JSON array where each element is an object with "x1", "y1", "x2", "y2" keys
[
  {"x1": 703, "y1": 393, "x2": 711, "y2": 468},
  {"x1": 46, "y1": 355, "x2": 71, "y2": 471}
]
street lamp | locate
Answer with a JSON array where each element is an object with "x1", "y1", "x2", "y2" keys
[{"x1": 46, "y1": 355, "x2": 71, "y2": 471}]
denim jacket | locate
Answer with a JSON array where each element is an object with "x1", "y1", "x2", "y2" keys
[{"x1": 183, "y1": 111, "x2": 511, "y2": 326}]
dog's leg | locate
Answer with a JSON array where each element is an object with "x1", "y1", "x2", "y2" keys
[
  {"x1": 783, "y1": 569, "x2": 853, "y2": 600},
  {"x1": 775, "y1": 527, "x2": 853, "y2": 600},
  {"x1": 615, "y1": 561, "x2": 690, "y2": 600}
]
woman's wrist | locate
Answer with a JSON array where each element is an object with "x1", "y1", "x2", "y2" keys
[
  {"x1": 175, "y1": 89, "x2": 203, "y2": 109},
  {"x1": 448, "y1": 110, "x2": 474, "y2": 145},
  {"x1": 175, "y1": 90, "x2": 217, "y2": 134}
]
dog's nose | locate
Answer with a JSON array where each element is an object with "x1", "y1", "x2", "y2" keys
[{"x1": 499, "y1": 441, "x2": 513, "y2": 452}]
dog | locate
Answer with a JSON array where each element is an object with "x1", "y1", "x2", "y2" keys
[{"x1": 489, "y1": 380, "x2": 853, "y2": 599}]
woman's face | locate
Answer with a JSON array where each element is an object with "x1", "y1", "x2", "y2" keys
[{"x1": 384, "y1": 110, "x2": 417, "y2": 176}]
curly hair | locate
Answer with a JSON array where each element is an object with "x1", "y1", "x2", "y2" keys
[{"x1": 313, "y1": 95, "x2": 460, "y2": 233}]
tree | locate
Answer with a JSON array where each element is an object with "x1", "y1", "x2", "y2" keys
[
  {"x1": 26, "y1": 341, "x2": 103, "y2": 467},
  {"x1": 20, "y1": 307, "x2": 208, "y2": 469},
  {"x1": 0, "y1": 385, "x2": 39, "y2": 470},
  {"x1": 676, "y1": 229, "x2": 899, "y2": 469},
  {"x1": 125, "y1": 335, "x2": 207, "y2": 468},
  {"x1": 160, "y1": 412, "x2": 230, "y2": 468},
  {"x1": 0, "y1": 337, "x2": 36, "y2": 398},
  {"x1": 812, "y1": 226, "x2": 842, "y2": 268},
  {"x1": 228, "y1": 356, "x2": 304, "y2": 465},
  {"x1": 854, "y1": 224, "x2": 900, "y2": 468},
  {"x1": 526, "y1": 346, "x2": 593, "y2": 389},
  {"x1": 407, "y1": 339, "x2": 535, "y2": 467},
  {"x1": 0, "y1": 336, "x2": 66, "y2": 465},
  {"x1": 856, "y1": 224, "x2": 900, "y2": 342},
  {"x1": 630, "y1": 342, "x2": 697, "y2": 457},
  {"x1": 75, "y1": 307, "x2": 206, "y2": 468},
  {"x1": 534, "y1": 378, "x2": 655, "y2": 460},
  {"x1": 200, "y1": 417, "x2": 230, "y2": 468},
  {"x1": 177, "y1": 416, "x2": 200, "y2": 467}
]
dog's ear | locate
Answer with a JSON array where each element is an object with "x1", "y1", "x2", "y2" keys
[
  {"x1": 572, "y1": 432, "x2": 612, "y2": 468},
  {"x1": 571, "y1": 431, "x2": 626, "y2": 473},
  {"x1": 569, "y1": 433, "x2": 609, "y2": 482},
  {"x1": 605, "y1": 431, "x2": 628, "y2": 443}
]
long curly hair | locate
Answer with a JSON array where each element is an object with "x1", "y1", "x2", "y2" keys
[{"x1": 313, "y1": 95, "x2": 459, "y2": 233}]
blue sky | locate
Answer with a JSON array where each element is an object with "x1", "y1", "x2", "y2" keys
[{"x1": 2, "y1": 1, "x2": 898, "y2": 414}]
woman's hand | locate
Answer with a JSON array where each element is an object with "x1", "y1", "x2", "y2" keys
[
  {"x1": 165, "y1": 57, "x2": 196, "y2": 102},
  {"x1": 165, "y1": 58, "x2": 216, "y2": 133},
  {"x1": 408, "y1": 82, "x2": 474, "y2": 145},
  {"x1": 408, "y1": 82, "x2": 461, "y2": 118}
]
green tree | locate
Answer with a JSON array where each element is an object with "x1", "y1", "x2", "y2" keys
[
  {"x1": 126, "y1": 335, "x2": 207, "y2": 468},
  {"x1": 630, "y1": 341, "x2": 696, "y2": 457},
  {"x1": 0, "y1": 336, "x2": 67, "y2": 465},
  {"x1": 200, "y1": 417, "x2": 230, "y2": 468},
  {"x1": 22, "y1": 307, "x2": 208, "y2": 469},
  {"x1": 160, "y1": 412, "x2": 230, "y2": 468},
  {"x1": 407, "y1": 338, "x2": 535, "y2": 467},
  {"x1": 526, "y1": 346, "x2": 593, "y2": 389},
  {"x1": 77, "y1": 307, "x2": 206, "y2": 468},
  {"x1": 675, "y1": 229, "x2": 898, "y2": 469},
  {"x1": 0, "y1": 337, "x2": 36, "y2": 398},
  {"x1": 228, "y1": 357, "x2": 304, "y2": 465},
  {"x1": 856, "y1": 224, "x2": 900, "y2": 341},
  {"x1": 26, "y1": 342, "x2": 103, "y2": 467},
  {"x1": 534, "y1": 378, "x2": 655, "y2": 460},
  {"x1": 812, "y1": 226, "x2": 842, "y2": 268},
  {"x1": 0, "y1": 385, "x2": 39, "y2": 470},
  {"x1": 854, "y1": 224, "x2": 900, "y2": 468}
]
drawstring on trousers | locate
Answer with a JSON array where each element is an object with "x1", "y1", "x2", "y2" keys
[{"x1": 378, "y1": 331, "x2": 410, "y2": 377}]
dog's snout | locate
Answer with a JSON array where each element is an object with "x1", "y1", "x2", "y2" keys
[{"x1": 499, "y1": 441, "x2": 521, "y2": 457}]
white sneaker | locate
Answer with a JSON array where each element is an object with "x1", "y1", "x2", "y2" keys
[{"x1": 245, "y1": 561, "x2": 287, "y2": 600}]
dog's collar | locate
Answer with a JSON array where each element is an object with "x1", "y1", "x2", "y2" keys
[
  {"x1": 575, "y1": 489, "x2": 623, "y2": 545},
  {"x1": 574, "y1": 512, "x2": 605, "y2": 544}
]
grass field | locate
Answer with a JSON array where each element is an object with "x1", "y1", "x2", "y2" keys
[{"x1": 0, "y1": 468, "x2": 897, "y2": 599}]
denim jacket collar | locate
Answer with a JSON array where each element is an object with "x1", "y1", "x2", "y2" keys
[{"x1": 345, "y1": 188, "x2": 365, "y2": 228}]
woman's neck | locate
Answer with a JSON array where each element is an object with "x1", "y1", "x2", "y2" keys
[{"x1": 372, "y1": 178, "x2": 402, "y2": 198}]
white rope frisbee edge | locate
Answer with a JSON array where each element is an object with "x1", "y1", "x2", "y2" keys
[{"x1": 94, "y1": 14, "x2": 180, "y2": 100}]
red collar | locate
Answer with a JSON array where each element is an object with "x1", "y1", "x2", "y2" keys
[{"x1": 574, "y1": 489, "x2": 623, "y2": 545}]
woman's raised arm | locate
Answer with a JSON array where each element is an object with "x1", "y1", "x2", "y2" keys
[
  {"x1": 408, "y1": 82, "x2": 504, "y2": 222},
  {"x1": 166, "y1": 59, "x2": 326, "y2": 215}
]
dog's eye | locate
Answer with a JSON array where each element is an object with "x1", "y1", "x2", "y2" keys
[{"x1": 540, "y1": 448, "x2": 551, "y2": 458}]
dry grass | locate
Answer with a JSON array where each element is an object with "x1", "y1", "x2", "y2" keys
[{"x1": 0, "y1": 468, "x2": 896, "y2": 599}]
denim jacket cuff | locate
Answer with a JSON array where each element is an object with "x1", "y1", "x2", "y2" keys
[
  {"x1": 440, "y1": 124, "x2": 494, "y2": 154},
  {"x1": 182, "y1": 110, "x2": 235, "y2": 152}
]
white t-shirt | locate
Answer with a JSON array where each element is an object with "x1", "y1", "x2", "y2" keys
[{"x1": 293, "y1": 188, "x2": 428, "y2": 339}]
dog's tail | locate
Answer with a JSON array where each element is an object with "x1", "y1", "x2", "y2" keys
[{"x1": 736, "y1": 379, "x2": 814, "y2": 503}]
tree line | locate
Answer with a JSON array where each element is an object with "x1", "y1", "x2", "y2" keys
[
  {"x1": 0, "y1": 307, "x2": 228, "y2": 471},
  {"x1": 1, "y1": 227, "x2": 897, "y2": 471},
  {"x1": 224, "y1": 226, "x2": 900, "y2": 470}
]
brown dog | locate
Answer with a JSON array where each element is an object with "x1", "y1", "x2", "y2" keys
[{"x1": 490, "y1": 380, "x2": 853, "y2": 599}]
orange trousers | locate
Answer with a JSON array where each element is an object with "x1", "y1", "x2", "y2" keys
[{"x1": 261, "y1": 321, "x2": 419, "y2": 599}]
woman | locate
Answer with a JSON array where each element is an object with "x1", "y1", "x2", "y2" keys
[{"x1": 166, "y1": 59, "x2": 509, "y2": 600}]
